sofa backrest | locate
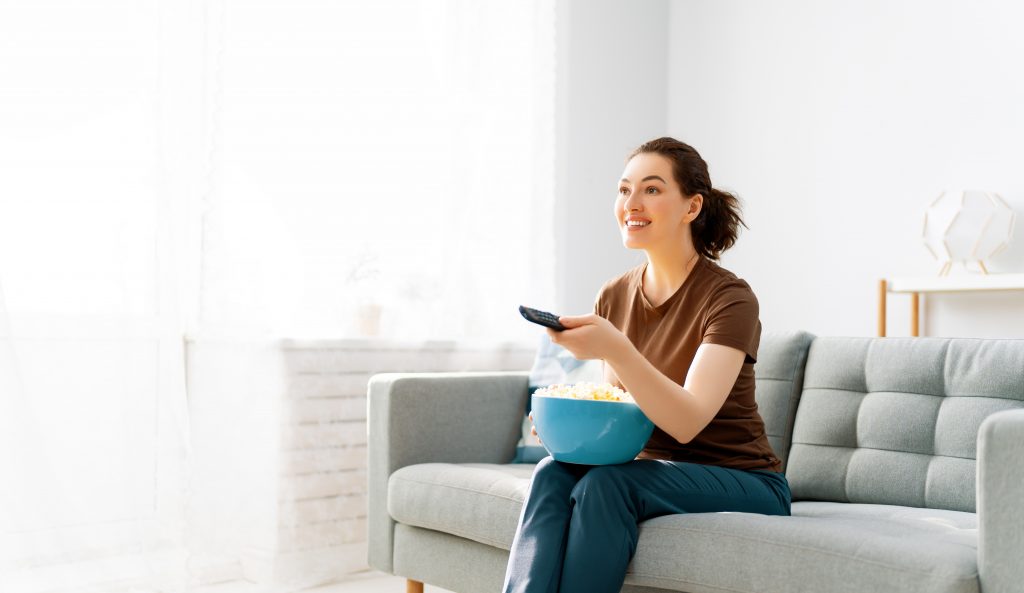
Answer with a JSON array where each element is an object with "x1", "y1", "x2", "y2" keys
[
  {"x1": 785, "y1": 336, "x2": 1024, "y2": 513},
  {"x1": 752, "y1": 330, "x2": 815, "y2": 473}
]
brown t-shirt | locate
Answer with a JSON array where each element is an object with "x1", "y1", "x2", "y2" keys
[{"x1": 594, "y1": 256, "x2": 782, "y2": 473}]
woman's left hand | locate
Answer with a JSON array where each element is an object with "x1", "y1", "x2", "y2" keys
[{"x1": 547, "y1": 314, "x2": 630, "y2": 361}]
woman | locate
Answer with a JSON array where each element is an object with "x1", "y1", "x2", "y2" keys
[{"x1": 501, "y1": 137, "x2": 791, "y2": 593}]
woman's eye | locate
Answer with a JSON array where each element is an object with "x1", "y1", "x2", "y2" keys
[
  {"x1": 619, "y1": 187, "x2": 629, "y2": 195},
  {"x1": 646, "y1": 186, "x2": 658, "y2": 194}
]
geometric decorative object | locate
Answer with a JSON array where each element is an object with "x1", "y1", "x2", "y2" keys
[{"x1": 922, "y1": 190, "x2": 1016, "y2": 276}]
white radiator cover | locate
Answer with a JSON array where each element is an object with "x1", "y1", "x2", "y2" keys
[{"x1": 185, "y1": 336, "x2": 535, "y2": 590}]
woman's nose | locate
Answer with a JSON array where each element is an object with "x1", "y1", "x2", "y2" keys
[{"x1": 622, "y1": 194, "x2": 640, "y2": 213}]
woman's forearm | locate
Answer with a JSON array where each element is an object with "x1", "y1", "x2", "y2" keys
[{"x1": 605, "y1": 340, "x2": 704, "y2": 444}]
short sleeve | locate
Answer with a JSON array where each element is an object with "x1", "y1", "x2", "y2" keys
[
  {"x1": 701, "y1": 282, "x2": 761, "y2": 364},
  {"x1": 593, "y1": 284, "x2": 608, "y2": 318}
]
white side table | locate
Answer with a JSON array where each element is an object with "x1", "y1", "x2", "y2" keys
[{"x1": 877, "y1": 273, "x2": 1024, "y2": 337}]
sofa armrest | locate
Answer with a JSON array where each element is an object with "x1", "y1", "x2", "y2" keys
[
  {"x1": 977, "y1": 408, "x2": 1024, "y2": 593},
  {"x1": 366, "y1": 371, "x2": 530, "y2": 574}
]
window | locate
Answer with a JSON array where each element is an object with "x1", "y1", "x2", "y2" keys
[
  {"x1": 0, "y1": 0, "x2": 555, "y2": 587},
  {"x1": 199, "y1": 0, "x2": 557, "y2": 341}
]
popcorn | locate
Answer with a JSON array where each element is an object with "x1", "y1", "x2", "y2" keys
[{"x1": 534, "y1": 381, "x2": 635, "y2": 403}]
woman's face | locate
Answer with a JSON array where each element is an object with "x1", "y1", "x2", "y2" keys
[{"x1": 616, "y1": 152, "x2": 699, "y2": 250}]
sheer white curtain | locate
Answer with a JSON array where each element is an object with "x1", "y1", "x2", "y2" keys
[
  {"x1": 0, "y1": 0, "x2": 554, "y2": 591},
  {"x1": 198, "y1": 0, "x2": 556, "y2": 341},
  {"x1": 0, "y1": 2, "x2": 194, "y2": 592}
]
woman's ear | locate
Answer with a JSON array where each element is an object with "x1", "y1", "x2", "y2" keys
[{"x1": 687, "y1": 193, "x2": 703, "y2": 222}]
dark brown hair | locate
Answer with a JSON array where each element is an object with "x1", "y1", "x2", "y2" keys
[{"x1": 627, "y1": 137, "x2": 747, "y2": 261}]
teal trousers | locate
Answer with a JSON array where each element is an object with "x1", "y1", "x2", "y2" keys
[{"x1": 501, "y1": 456, "x2": 792, "y2": 593}]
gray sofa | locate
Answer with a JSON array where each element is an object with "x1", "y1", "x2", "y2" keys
[{"x1": 367, "y1": 331, "x2": 1024, "y2": 593}]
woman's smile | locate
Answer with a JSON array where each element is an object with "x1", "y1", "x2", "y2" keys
[{"x1": 624, "y1": 215, "x2": 653, "y2": 232}]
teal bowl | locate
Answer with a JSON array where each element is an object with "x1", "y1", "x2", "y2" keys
[{"x1": 531, "y1": 392, "x2": 655, "y2": 465}]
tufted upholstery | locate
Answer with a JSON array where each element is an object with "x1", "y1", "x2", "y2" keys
[
  {"x1": 370, "y1": 335, "x2": 1024, "y2": 593},
  {"x1": 786, "y1": 336, "x2": 1024, "y2": 513}
]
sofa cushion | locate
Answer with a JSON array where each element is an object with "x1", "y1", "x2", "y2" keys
[
  {"x1": 630, "y1": 501, "x2": 977, "y2": 593},
  {"x1": 388, "y1": 462, "x2": 979, "y2": 593},
  {"x1": 752, "y1": 330, "x2": 814, "y2": 472},
  {"x1": 389, "y1": 462, "x2": 534, "y2": 549},
  {"x1": 787, "y1": 337, "x2": 1024, "y2": 512}
]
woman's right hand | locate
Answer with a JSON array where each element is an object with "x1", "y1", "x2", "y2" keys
[{"x1": 529, "y1": 411, "x2": 542, "y2": 445}]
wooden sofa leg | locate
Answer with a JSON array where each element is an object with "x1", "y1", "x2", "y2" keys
[{"x1": 406, "y1": 579, "x2": 424, "y2": 593}]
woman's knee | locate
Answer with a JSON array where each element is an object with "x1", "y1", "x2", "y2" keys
[
  {"x1": 533, "y1": 455, "x2": 563, "y2": 480},
  {"x1": 533, "y1": 455, "x2": 557, "y2": 472},
  {"x1": 529, "y1": 456, "x2": 583, "y2": 493},
  {"x1": 570, "y1": 465, "x2": 628, "y2": 504}
]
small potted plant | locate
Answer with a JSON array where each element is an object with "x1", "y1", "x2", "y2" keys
[{"x1": 344, "y1": 251, "x2": 384, "y2": 337}]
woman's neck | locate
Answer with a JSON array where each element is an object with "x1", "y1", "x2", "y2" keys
[{"x1": 643, "y1": 246, "x2": 701, "y2": 299}]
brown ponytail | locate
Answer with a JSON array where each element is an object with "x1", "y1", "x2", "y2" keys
[{"x1": 626, "y1": 137, "x2": 748, "y2": 261}]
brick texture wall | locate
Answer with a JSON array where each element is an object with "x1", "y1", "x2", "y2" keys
[{"x1": 186, "y1": 336, "x2": 536, "y2": 589}]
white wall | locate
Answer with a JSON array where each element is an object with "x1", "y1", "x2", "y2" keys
[
  {"x1": 665, "y1": 0, "x2": 1024, "y2": 338},
  {"x1": 554, "y1": 0, "x2": 670, "y2": 316}
]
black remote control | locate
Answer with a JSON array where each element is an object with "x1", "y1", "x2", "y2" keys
[{"x1": 519, "y1": 305, "x2": 567, "y2": 331}]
